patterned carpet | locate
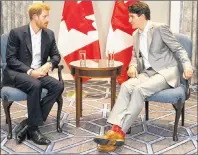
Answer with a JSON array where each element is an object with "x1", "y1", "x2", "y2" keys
[{"x1": 1, "y1": 80, "x2": 197, "y2": 154}]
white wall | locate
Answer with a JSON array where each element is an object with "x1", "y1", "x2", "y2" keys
[
  {"x1": 170, "y1": 1, "x2": 181, "y2": 33},
  {"x1": 144, "y1": 1, "x2": 170, "y2": 25},
  {"x1": 92, "y1": 1, "x2": 115, "y2": 58},
  {"x1": 44, "y1": 1, "x2": 170, "y2": 73},
  {"x1": 45, "y1": 1, "x2": 64, "y2": 41}
]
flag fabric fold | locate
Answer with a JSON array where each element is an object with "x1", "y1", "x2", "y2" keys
[
  {"x1": 106, "y1": 0, "x2": 137, "y2": 85},
  {"x1": 58, "y1": 1, "x2": 101, "y2": 81}
]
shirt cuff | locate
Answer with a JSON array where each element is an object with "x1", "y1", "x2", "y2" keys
[{"x1": 27, "y1": 69, "x2": 34, "y2": 75}]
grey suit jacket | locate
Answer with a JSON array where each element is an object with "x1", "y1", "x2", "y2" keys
[{"x1": 129, "y1": 22, "x2": 192, "y2": 88}]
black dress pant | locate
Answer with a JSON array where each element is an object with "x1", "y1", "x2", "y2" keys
[{"x1": 14, "y1": 73, "x2": 64, "y2": 127}]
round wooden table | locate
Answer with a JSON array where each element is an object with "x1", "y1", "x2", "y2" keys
[{"x1": 69, "y1": 59, "x2": 123, "y2": 127}]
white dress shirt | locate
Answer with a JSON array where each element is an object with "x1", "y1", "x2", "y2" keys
[
  {"x1": 29, "y1": 24, "x2": 42, "y2": 69},
  {"x1": 139, "y1": 20, "x2": 151, "y2": 69}
]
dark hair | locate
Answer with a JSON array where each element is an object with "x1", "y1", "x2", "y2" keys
[{"x1": 128, "y1": 2, "x2": 150, "y2": 20}]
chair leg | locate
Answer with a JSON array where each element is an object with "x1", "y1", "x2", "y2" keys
[
  {"x1": 172, "y1": 99, "x2": 184, "y2": 141},
  {"x1": 2, "y1": 97, "x2": 13, "y2": 139},
  {"x1": 181, "y1": 103, "x2": 185, "y2": 126},
  {"x1": 145, "y1": 101, "x2": 149, "y2": 121},
  {"x1": 56, "y1": 96, "x2": 63, "y2": 133}
]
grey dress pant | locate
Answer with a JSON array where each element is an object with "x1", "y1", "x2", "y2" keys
[{"x1": 107, "y1": 68, "x2": 171, "y2": 132}]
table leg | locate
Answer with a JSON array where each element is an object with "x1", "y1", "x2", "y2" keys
[
  {"x1": 75, "y1": 76, "x2": 82, "y2": 127},
  {"x1": 80, "y1": 78, "x2": 82, "y2": 117},
  {"x1": 111, "y1": 77, "x2": 116, "y2": 109}
]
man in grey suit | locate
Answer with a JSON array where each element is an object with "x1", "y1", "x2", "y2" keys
[{"x1": 94, "y1": 1, "x2": 194, "y2": 152}]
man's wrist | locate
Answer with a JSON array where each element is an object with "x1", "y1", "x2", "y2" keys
[
  {"x1": 27, "y1": 69, "x2": 34, "y2": 75},
  {"x1": 47, "y1": 62, "x2": 53, "y2": 68}
]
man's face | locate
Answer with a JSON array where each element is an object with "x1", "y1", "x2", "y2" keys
[
  {"x1": 34, "y1": 10, "x2": 49, "y2": 29},
  {"x1": 128, "y1": 13, "x2": 144, "y2": 29}
]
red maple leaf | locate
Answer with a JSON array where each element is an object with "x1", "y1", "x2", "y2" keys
[
  {"x1": 111, "y1": 0, "x2": 138, "y2": 35},
  {"x1": 62, "y1": 1, "x2": 96, "y2": 35}
]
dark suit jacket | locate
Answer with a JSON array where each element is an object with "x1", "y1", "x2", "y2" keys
[{"x1": 3, "y1": 24, "x2": 61, "y2": 86}]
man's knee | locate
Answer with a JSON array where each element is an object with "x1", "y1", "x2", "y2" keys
[
  {"x1": 120, "y1": 81, "x2": 128, "y2": 90},
  {"x1": 120, "y1": 81, "x2": 131, "y2": 93},
  {"x1": 133, "y1": 85, "x2": 142, "y2": 92},
  {"x1": 31, "y1": 80, "x2": 42, "y2": 90},
  {"x1": 120, "y1": 80, "x2": 135, "y2": 94},
  {"x1": 57, "y1": 81, "x2": 64, "y2": 93}
]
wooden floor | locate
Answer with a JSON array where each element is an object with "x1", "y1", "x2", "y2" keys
[{"x1": 1, "y1": 81, "x2": 197, "y2": 154}]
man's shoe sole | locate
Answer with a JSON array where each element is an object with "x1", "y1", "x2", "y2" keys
[
  {"x1": 97, "y1": 145, "x2": 117, "y2": 152},
  {"x1": 94, "y1": 137, "x2": 124, "y2": 146}
]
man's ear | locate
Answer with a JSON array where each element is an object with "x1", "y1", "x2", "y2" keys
[
  {"x1": 140, "y1": 14, "x2": 146, "y2": 19},
  {"x1": 32, "y1": 14, "x2": 38, "y2": 20}
]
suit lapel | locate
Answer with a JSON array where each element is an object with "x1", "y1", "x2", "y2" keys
[
  {"x1": 134, "y1": 32, "x2": 140, "y2": 57},
  {"x1": 24, "y1": 25, "x2": 47, "y2": 64},
  {"x1": 41, "y1": 30, "x2": 47, "y2": 63},
  {"x1": 24, "y1": 25, "x2": 32, "y2": 54},
  {"x1": 147, "y1": 23, "x2": 154, "y2": 53}
]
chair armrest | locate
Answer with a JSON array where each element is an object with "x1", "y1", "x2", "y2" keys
[{"x1": 52, "y1": 65, "x2": 64, "y2": 82}]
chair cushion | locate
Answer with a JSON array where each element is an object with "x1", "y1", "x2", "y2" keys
[
  {"x1": 145, "y1": 85, "x2": 186, "y2": 103},
  {"x1": 1, "y1": 87, "x2": 48, "y2": 101}
]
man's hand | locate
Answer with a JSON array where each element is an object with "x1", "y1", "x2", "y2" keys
[
  {"x1": 30, "y1": 69, "x2": 47, "y2": 79},
  {"x1": 183, "y1": 69, "x2": 193, "y2": 80},
  {"x1": 127, "y1": 66, "x2": 138, "y2": 78},
  {"x1": 38, "y1": 62, "x2": 52, "y2": 74}
]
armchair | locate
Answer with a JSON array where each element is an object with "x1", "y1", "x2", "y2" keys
[
  {"x1": 126, "y1": 33, "x2": 192, "y2": 141},
  {"x1": 0, "y1": 33, "x2": 64, "y2": 139}
]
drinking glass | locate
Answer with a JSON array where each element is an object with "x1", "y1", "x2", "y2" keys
[
  {"x1": 79, "y1": 50, "x2": 86, "y2": 66},
  {"x1": 108, "y1": 50, "x2": 114, "y2": 66}
]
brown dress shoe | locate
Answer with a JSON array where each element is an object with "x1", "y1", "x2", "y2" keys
[
  {"x1": 94, "y1": 130, "x2": 124, "y2": 146},
  {"x1": 97, "y1": 144, "x2": 117, "y2": 152}
]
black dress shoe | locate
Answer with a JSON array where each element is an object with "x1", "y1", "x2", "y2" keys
[
  {"x1": 15, "y1": 119, "x2": 27, "y2": 134},
  {"x1": 15, "y1": 125, "x2": 28, "y2": 144},
  {"x1": 15, "y1": 119, "x2": 28, "y2": 144},
  {"x1": 27, "y1": 129, "x2": 51, "y2": 145}
]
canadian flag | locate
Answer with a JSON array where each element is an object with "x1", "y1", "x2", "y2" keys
[
  {"x1": 58, "y1": 1, "x2": 101, "y2": 79},
  {"x1": 106, "y1": 0, "x2": 137, "y2": 85}
]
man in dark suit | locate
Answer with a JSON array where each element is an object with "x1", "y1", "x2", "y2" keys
[{"x1": 3, "y1": 2, "x2": 64, "y2": 145}]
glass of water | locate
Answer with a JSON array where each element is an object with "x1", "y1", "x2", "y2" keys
[
  {"x1": 108, "y1": 50, "x2": 114, "y2": 66},
  {"x1": 79, "y1": 50, "x2": 86, "y2": 67}
]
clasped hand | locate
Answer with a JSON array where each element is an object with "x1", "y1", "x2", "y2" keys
[
  {"x1": 30, "y1": 62, "x2": 52, "y2": 79},
  {"x1": 127, "y1": 66, "x2": 138, "y2": 78}
]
